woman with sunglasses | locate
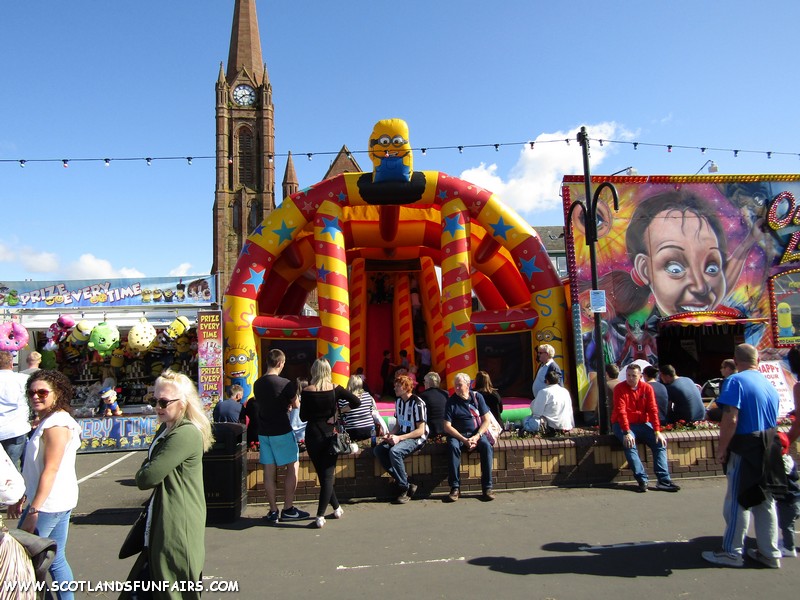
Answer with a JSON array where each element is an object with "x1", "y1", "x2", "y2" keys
[
  {"x1": 124, "y1": 370, "x2": 213, "y2": 599},
  {"x1": 10, "y1": 370, "x2": 81, "y2": 600},
  {"x1": 299, "y1": 358, "x2": 360, "y2": 529}
]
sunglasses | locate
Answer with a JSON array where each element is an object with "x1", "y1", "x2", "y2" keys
[
  {"x1": 28, "y1": 389, "x2": 51, "y2": 399},
  {"x1": 152, "y1": 398, "x2": 180, "y2": 409}
]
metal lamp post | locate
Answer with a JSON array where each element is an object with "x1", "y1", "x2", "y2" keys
[{"x1": 567, "y1": 127, "x2": 620, "y2": 434}]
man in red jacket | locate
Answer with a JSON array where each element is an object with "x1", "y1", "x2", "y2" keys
[{"x1": 612, "y1": 363, "x2": 681, "y2": 493}]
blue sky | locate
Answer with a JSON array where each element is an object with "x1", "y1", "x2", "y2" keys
[{"x1": 2, "y1": 0, "x2": 800, "y2": 282}]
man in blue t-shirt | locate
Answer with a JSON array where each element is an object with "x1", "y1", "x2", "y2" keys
[
  {"x1": 702, "y1": 344, "x2": 782, "y2": 569},
  {"x1": 443, "y1": 372, "x2": 494, "y2": 502}
]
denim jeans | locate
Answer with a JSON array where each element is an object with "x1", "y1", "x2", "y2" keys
[
  {"x1": 1, "y1": 434, "x2": 27, "y2": 471},
  {"x1": 447, "y1": 435, "x2": 493, "y2": 490},
  {"x1": 612, "y1": 422, "x2": 671, "y2": 485},
  {"x1": 374, "y1": 438, "x2": 422, "y2": 489},
  {"x1": 777, "y1": 495, "x2": 800, "y2": 551},
  {"x1": 21, "y1": 507, "x2": 75, "y2": 600}
]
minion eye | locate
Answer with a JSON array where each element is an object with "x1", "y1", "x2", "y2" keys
[
  {"x1": 237, "y1": 355, "x2": 248, "y2": 364},
  {"x1": 227, "y1": 355, "x2": 237, "y2": 364},
  {"x1": 392, "y1": 136, "x2": 407, "y2": 146},
  {"x1": 378, "y1": 135, "x2": 391, "y2": 146}
]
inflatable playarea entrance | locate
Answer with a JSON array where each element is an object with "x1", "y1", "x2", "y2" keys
[{"x1": 223, "y1": 119, "x2": 568, "y2": 399}]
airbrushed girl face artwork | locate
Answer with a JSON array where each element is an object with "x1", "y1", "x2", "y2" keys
[{"x1": 626, "y1": 193, "x2": 729, "y2": 317}]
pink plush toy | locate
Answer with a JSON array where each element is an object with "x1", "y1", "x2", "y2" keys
[
  {"x1": 0, "y1": 322, "x2": 30, "y2": 353},
  {"x1": 44, "y1": 315, "x2": 76, "y2": 351}
]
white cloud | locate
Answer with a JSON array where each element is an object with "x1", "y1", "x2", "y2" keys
[
  {"x1": 63, "y1": 254, "x2": 144, "y2": 279},
  {"x1": 460, "y1": 122, "x2": 635, "y2": 221},
  {"x1": 168, "y1": 263, "x2": 193, "y2": 277},
  {"x1": 0, "y1": 243, "x2": 15, "y2": 262},
  {"x1": 20, "y1": 250, "x2": 59, "y2": 273}
]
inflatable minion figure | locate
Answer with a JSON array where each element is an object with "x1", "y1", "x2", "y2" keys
[{"x1": 370, "y1": 118, "x2": 413, "y2": 183}]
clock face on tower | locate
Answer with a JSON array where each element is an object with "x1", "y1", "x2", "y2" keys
[{"x1": 233, "y1": 84, "x2": 256, "y2": 106}]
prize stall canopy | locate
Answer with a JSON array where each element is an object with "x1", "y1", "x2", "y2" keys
[{"x1": 1, "y1": 275, "x2": 222, "y2": 452}]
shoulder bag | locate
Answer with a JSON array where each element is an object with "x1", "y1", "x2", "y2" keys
[
  {"x1": 468, "y1": 393, "x2": 503, "y2": 446},
  {"x1": 119, "y1": 494, "x2": 153, "y2": 559}
]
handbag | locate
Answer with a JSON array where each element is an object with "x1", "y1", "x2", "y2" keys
[
  {"x1": 119, "y1": 495, "x2": 152, "y2": 560},
  {"x1": 328, "y1": 426, "x2": 352, "y2": 456},
  {"x1": 467, "y1": 393, "x2": 503, "y2": 446}
]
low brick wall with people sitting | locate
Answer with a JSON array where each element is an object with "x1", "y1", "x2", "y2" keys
[{"x1": 245, "y1": 427, "x2": 796, "y2": 504}]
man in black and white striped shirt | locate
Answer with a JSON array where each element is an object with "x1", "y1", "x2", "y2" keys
[{"x1": 374, "y1": 374, "x2": 428, "y2": 504}]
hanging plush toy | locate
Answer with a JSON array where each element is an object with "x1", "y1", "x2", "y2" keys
[
  {"x1": 159, "y1": 316, "x2": 190, "y2": 344},
  {"x1": 67, "y1": 320, "x2": 93, "y2": 346},
  {"x1": 100, "y1": 387, "x2": 123, "y2": 417},
  {"x1": 109, "y1": 347, "x2": 126, "y2": 369},
  {"x1": 0, "y1": 322, "x2": 29, "y2": 353},
  {"x1": 88, "y1": 322, "x2": 121, "y2": 358},
  {"x1": 128, "y1": 317, "x2": 158, "y2": 353},
  {"x1": 44, "y1": 315, "x2": 76, "y2": 351}
]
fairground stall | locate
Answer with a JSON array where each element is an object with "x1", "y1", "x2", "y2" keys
[
  {"x1": 563, "y1": 174, "x2": 800, "y2": 418},
  {"x1": 1, "y1": 275, "x2": 223, "y2": 452}
]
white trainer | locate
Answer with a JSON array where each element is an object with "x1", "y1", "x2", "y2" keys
[
  {"x1": 701, "y1": 550, "x2": 744, "y2": 568},
  {"x1": 315, "y1": 516, "x2": 326, "y2": 529},
  {"x1": 332, "y1": 507, "x2": 344, "y2": 519}
]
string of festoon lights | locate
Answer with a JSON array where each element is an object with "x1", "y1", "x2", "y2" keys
[{"x1": 3, "y1": 135, "x2": 800, "y2": 168}]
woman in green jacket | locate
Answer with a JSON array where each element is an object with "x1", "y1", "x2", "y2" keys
[{"x1": 126, "y1": 369, "x2": 214, "y2": 599}]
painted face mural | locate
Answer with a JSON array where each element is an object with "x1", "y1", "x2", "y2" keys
[{"x1": 634, "y1": 209, "x2": 726, "y2": 315}]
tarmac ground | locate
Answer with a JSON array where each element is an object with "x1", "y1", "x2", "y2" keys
[{"x1": 4, "y1": 450, "x2": 799, "y2": 599}]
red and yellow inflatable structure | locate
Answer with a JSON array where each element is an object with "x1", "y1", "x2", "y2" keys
[{"x1": 223, "y1": 119, "x2": 568, "y2": 395}]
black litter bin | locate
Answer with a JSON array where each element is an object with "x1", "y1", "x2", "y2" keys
[{"x1": 203, "y1": 422, "x2": 247, "y2": 524}]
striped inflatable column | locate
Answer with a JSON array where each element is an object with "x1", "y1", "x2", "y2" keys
[
  {"x1": 440, "y1": 198, "x2": 477, "y2": 391},
  {"x1": 348, "y1": 258, "x2": 368, "y2": 374},
  {"x1": 313, "y1": 200, "x2": 350, "y2": 387},
  {"x1": 392, "y1": 273, "x2": 415, "y2": 370},
  {"x1": 419, "y1": 256, "x2": 445, "y2": 374}
]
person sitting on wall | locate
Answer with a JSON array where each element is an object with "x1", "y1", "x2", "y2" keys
[
  {"x1": 213, "y1": 384, "x2": 245, "y2": 424},
  {"x1": 612, "y1": 363, "x2": 680, "y2": 493},
  {"x1": 100, "y1": 386, "x2": 123, "y2": 417},
  {"x1": 419, "y1": 371, "x2": 448, "y2": 438},
  {"x1": 374, "y1": 374, "x2": 428, "y2": 504},
  {"x1": 443, "y1": 372, "x2": 495, "y2": 502},
  {"x1": 705, "y1": 359, "x2": 737, "y2": 422},
  {"x1": 643, "y1": 366, "x2": 669, "y2": 426},
  {"x1": 523, "y1": 370, "x2": 574, "y2": 436},
  {"x1": 658, "y1": 364, "x2": 705, "y2": 424}
]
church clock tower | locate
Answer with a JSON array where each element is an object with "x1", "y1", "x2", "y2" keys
[{"x1": 212, "y1": 0, "x2": 275, "y2": 291}]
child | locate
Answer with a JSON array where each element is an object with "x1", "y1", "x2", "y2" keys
[{"x1": 776, "y1": 432, "x2": 800, "y2": 557}]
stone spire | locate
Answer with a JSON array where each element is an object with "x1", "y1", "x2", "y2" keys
[
  {"x1": 282, "y1": 152, "x2": 299, "y2": 200},
  {"x1": 226, "y1": 0, "x2": 264, "y2": 85}
]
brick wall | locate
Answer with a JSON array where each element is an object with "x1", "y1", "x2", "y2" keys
[{"x1": 245, "y1": 428, "x2": 797, "y2": 503}]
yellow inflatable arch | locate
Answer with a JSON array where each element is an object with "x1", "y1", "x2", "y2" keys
[{"x1": 223, "y1": 120, "x2": 568, "y2": 398}]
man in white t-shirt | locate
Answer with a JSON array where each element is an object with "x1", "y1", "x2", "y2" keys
[
  {"x1": 524, "y1": 370, "x2": 574, "y2": 435},
  {"x1": 0, "y1": 351, "x2": 31, "y2": 471}
]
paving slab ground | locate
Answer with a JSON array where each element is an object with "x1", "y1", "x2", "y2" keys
[{"x1": 6, "y1": 451, "x2": 798, "y2": 599}]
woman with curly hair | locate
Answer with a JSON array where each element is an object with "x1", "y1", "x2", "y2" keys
[{"x1": 10, "y1": 370, "x2": 81, "y2": 600}]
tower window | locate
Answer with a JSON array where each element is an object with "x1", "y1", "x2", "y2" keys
[
  {"x1": 237, "y1": 127, "x2": 256, "y2": 188},
  {"x1": 248, "y1": 199, "x2": 262, "y2": 232}
]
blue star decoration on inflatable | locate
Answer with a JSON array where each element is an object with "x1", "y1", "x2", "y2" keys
[
  {"x1": 323, "y1": 343, "x2": 346, "y2": 368},
  {"x1": 443, "y1": 214, "x2": 465, "y2": 238},
  {"x1": 272, "y1": 221, "x2": 296, "y2": 244},
  {"x1": 490, "y1": 216, "x2": 513, "y2": 240},
  {"x1": 445, "y1": 322, "x2": 466, "y2": 347},
  {"x1": 519, "y1": 256, "x2": 542, "y2": 280},
  {"x1": 251, "y1": 223, "x2": 266, "y2": 236},
  {"x1": 320, "y1": 216, "x2": 341, "y2": 240},
  {"x1": 317, "y1": 264, "x2": 332, "y2": 282},
  {"x1": 244, "y1": 267, "x2": 265, "y2": 292}
]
